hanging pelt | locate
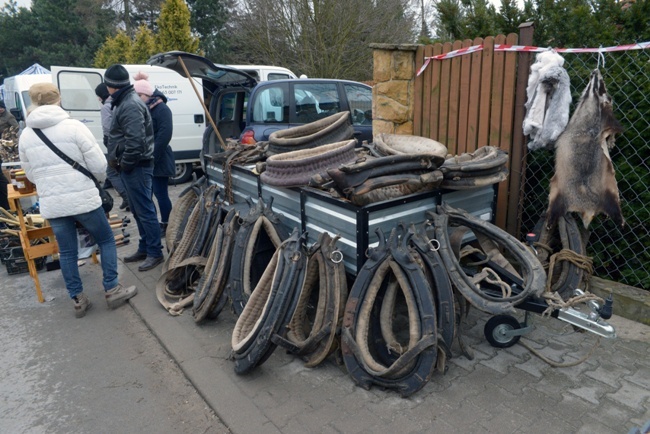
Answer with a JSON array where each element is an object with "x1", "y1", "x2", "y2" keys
[
  {"x1": 547, "y1": 69, "x2": 625, "y2": 229},
  {"x1": 522, "y1": 50, "x2": 572, "y2": 152}
]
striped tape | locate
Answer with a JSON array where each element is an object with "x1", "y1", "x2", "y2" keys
[{"x1": 416, "y1": 41, "x2": 650, "y2": 76}]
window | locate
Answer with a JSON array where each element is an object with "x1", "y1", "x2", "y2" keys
[
  {"x1": 252, "y1": 84, "x2": 288, "y2": 123},
  {"x1": 56, "y1": 71, "x2": 103, "y2": 111},
  {"x1": 344, "y1": 83, "x2": 372, "y2": 125},
  {"x1": 293, "y1": 83, "x2": 339, "y2": 123},
  {"x1": 268, "y1": 73, "x2": 291, "y2": 81}
]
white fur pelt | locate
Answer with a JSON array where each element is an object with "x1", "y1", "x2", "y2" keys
[{"x1": 523, "y1": 50, "x2": 572, "y2": 152}]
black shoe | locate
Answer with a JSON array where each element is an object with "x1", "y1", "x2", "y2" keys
[
  {"x1": 103, "y1": 180, "x2": 113, "y2": 189},
  {"x1": 119, "y1": 200, "x2": 129, "y2": 210},
  {"x1": 138, "y1": 256, "x2": 164, "y2": 272},
  {"x1": 160, "y1": 223, "x2": 168, "y2": 237},
  {"x1": 123, "y1": 251, "x2": 147, "y2": 263}
]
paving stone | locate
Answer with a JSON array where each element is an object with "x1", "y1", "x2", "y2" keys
[
  {"x1": 520, "y1": 414, "x2": 578, "y2": 434},
  {"x1": 263, "y1": 395, "x2": 313, "y2": 428},
  {"x1": 584, "y1": 362, "x2": 630, "y2": 388},
  {"x1": 566, "y1": 383, "x2": 613, "y2": 405},
  {"x1": 476, "y1": 404, "x2": 529, "y2": 433},
  {"x1": 436, "y1": 400, "x2": 492, "y2": 429},
  {"x1": 466, "y1": 382, "x2": 528, "y2": 415},
  {"x1": 329, "y1": 407, "x2": 387, "y2": 434},
  {"x1": 587, "y1": 400, "x2": 645, "y2": 431},
  {"x1": 604, "y1": 379, "x2": 650, "y2": 411},
  {"x1": 625, "y1": 366, "x2": 650, "y2": 389},
  {"x1": 513, "y1": 352, "x2": 548, "y2": 378},
  {"x1": 480, "y1": 350, "x2": 524, "y2": 374},
  {"x1": 574, "y1": 417, "x2": 618, "y2": 434}
]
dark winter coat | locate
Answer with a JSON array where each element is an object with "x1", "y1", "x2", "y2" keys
[
  {"x1": 147, "y1": 89, "x2": 175, "y2": 178},
  {"x1": 0, "y1": 109, "x2": 19, "y2": 136},
  {"x1": 108, "y1": 85, "x2": 154, "y2": 173}
]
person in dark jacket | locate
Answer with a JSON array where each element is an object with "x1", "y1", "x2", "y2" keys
[
  {"x1": 104, "y1": 64, "x2": 163, "y2": 272},
  {"x1": 94, "y1": 83, "x2": 129, "y2": 210},
  {"x1": 0, "y1": 100, "x2": 19, "y2": 136},
  {"x1": 133, "y1": 73, "x2": 175, "y2": 236}
]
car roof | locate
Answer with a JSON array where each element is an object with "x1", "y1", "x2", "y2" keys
[{"x1": 253, "y1": 78, "x2": 371, "y2": 88}]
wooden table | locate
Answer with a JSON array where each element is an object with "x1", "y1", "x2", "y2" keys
[{"x1": 6, "y1": 186, "x2": 58, "y2": 303}]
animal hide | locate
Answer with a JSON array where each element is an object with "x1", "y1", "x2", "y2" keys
[
  {"x1": 547, "y1": 69, "x2": 624, "y2": 229},
  {"x1": 523, "y1": 51, "x2": 572, "y2": 152}
]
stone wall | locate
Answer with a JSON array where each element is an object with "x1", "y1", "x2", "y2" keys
[{"x1": 370, "y1": 43, "x2": 419, "y2": 137}]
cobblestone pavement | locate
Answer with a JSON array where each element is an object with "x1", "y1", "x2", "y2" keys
[
  {"x1": 126, "y1": 184, "x2": 650, "y2": 434},
  {"x1": 3, "y1": 182, "x2": 648, "y2": 433}
]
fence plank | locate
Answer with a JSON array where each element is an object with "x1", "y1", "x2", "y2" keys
[
  {"x1": 495, "y1": 33, "x2": 520, "y2": 229},
  {"x1": 446, "y1": 40, "x2": 464, "y2": 152},
  {"x1": 413, "y1": 45, "x2": 426, "y2": 136},
  {"x1": 420, "y1": 44, "x2": 434, "y2": 138},
  {"x1": 437, "y1": 42, "x2": 454, "y2": 145},
  {"x1": 457, "y1": 39, "x2": 473, "y2": 154},
  {"x1": 466, "y1": 37, "x2": 484, "y2": 153},
  {"x1": 427, "y1": 43, "x2": 444, "y2": 140},
  {"x1": 489, "y1": 35, "x2": 506, "y2": 149},
  {"x1": 506, "y1": 23, "x2": 535, "y2": 236},
  {"x1": 477, "y1": 37, "x2": 494, "y2": 152}
]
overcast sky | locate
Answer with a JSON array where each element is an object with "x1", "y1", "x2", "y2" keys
[{"x1": 5, "y1": 0, "x2": 31, "y2": 8}]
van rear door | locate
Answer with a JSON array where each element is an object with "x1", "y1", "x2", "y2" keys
[{"x1": 51, "y1": 66, "x2": 105, "y2": 151}]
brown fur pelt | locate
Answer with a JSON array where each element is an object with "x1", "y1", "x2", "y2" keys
[{"x1": 547, "y1": 69, "x2": 624, "y2": 229}]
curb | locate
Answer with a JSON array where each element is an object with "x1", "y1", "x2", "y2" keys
[{"x1": 590, "y1": 276, "x2": 650, "y2": 325}]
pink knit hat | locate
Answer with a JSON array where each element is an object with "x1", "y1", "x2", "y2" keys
[{"x1": 133, "y1": 72, "x2": 154, "y2": 96}]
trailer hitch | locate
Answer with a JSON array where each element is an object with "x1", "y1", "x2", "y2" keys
[{"x1": 555, "y1": 289, "x2": 616, "y2": 339}]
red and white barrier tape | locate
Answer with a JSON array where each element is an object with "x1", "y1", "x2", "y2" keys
[{"x1": 416, "y1": 41, "x2": 650, "y2": 76}]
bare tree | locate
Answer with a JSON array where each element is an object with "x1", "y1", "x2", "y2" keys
[{"x1": 230, "y1": 0, "x2": 417, "y2": 81}]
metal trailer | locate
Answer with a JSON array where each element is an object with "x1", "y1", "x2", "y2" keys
[{"x1": 203, "y1": 155, "x2": 616, "y2": 346}]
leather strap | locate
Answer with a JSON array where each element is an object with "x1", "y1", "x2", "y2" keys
[{"x1": 33, "y1": 128, "x2": 101, "y2": 188}]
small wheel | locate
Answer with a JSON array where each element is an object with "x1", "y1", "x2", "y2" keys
[{"x1": 484, "y1": 315, "x2": 521, "y2": 348}]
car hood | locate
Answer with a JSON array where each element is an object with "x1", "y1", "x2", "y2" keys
[{"x1": 147, "y1": 51, "x2": 257, "y2": 89}]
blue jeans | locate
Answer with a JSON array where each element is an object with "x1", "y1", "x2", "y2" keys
[
  {"x1": 106, "y1": 165, "x2": 128, "y2": 202},
  {"x1": 120, "y1": 166, "x2": 163, "y2": 258},
  {"x1": 48, "y1": 206, "x2": 119, "y2": 299},
  {"x1": 152, "y1": 176, "x2": 172, "y2": 224}
]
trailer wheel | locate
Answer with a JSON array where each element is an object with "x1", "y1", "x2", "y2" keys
[{"x1": 484, "y1": 315, "x2": 521, "y2": 348}]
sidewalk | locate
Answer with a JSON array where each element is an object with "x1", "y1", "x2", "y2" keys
[
  {"x1": 3, "y1": 179, "x2": 649, "y2": 433},
  {"x1": 121, "y1": 233, "x2": 650, "y2": 434}
]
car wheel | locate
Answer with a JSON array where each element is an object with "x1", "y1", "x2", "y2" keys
[{"x1": 168, "y1": 163, "x2": 193, "y2": 185}]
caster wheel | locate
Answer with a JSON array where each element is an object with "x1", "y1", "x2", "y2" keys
[{"x1": 484, "y1": 315, "x2": 521, "y2": 348}]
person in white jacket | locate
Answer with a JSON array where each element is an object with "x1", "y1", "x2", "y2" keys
[{"x1": 18, "y1": 82, "x2": 137, "y2": 318}]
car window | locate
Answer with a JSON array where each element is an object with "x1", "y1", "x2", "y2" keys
[
  {"x1": 252, "y1": 83, "x2": 288, "y2": 123},
  {"x1": 220, "y1": 93, "x2": 237, "y2": 121},
  {"x1": 293, "y1": 83, "x2": 340, "y2": 124},
  {"x1": 344, "y1": 83, "x2": 372, "y2": 126},
  {"x1": 268, "y1": 73, "x2": 291, "y2": 80}
]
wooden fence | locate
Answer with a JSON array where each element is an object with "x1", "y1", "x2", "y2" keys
[{"x1": 412, "y1": 24, "x2": 534, "y2": 235}]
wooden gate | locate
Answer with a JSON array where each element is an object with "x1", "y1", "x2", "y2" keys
[{"x1": 413, "y1": 24, "x2": 534, "y2": 235}]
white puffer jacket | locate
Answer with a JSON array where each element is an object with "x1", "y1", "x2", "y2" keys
[{"x1": 19, "y1": 105, "x2": 107, "y2": 219}]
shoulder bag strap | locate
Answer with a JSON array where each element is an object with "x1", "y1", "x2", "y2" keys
[{"x1": 33, "y1": 128, "x2": 101, "y2": 187}]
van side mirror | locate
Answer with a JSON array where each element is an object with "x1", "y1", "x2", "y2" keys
[{"x1": 10, "y1": 108, "x2": 23, "y2": 121}]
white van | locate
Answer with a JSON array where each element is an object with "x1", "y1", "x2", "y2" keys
[
  {"x1": 3, "y1": 73, "x2": 52, "y2": 123},
  {"x1": 4, "y1": 66, "x2": 206, "y2": 183},
  {"x1": 50, "y1": 65, "x2": 206, "y2": 183},
  {"x1": 227, "y1": 65, "x2": 297, "y2": 81}
]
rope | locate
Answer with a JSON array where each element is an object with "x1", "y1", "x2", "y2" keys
[
  {"x1": 545, "y1": 248, "x2": 594, "y2": 293},
  {"x1": 471, "y1": 267, "x2": 512, "y2": 298},
  {"x1": 518, "y1": 335, "x2": 601, "y2": 368},
  {"x1": 541, "y1": 290, "x2": 604, "y2": 317}
]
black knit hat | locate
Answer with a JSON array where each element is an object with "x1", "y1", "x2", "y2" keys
[
  {"x1": 94, "y1": 83, "x2": 110, "y2": 101},
  {"x1": 104, "y1": 64, "x2": 130, "y2": 89},
  {"x1": 0, "y1": 100, "x2": 5, "y2": 109}
]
